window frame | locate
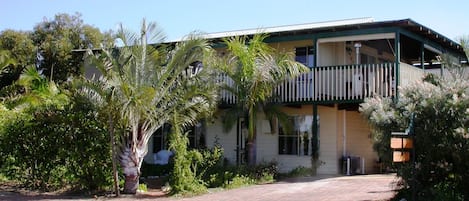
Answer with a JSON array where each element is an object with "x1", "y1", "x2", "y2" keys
[
  {"x1": 295, "y1": 46, "x2": 315, "y2": 68},
  {"x1": 278, "y1": 115, "x2": 319, "y2": 156}
]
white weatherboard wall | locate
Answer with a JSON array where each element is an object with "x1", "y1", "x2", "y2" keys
[
  {"x1": 317, "y1": 42, "x2": 346, "y2": 66},
  {"x1": 205, "y1": 115, "x2": 237, "y2": 164},
  {"x1": 256, "y1": 113, "x2": 277, "y2": 164},
  {"x1": 204, "y1": 105, "x2": 375, "y2": 174},
  {"x1": 343, "y1": 110, "x2": 377, "y2": 173},
  {"x1": 316, "y1": 106, "x2": 339, "y2": 174}
]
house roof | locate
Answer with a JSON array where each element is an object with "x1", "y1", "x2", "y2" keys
[
  {"x1": 197, "y1": 17, "x2": 375, "y2": 40},
  {"x1": 170, "y1": 18, "x2": 465, "y2": 58},
  {"x1": 167, "y1": 17, "x2": 374, "y2": 43}
]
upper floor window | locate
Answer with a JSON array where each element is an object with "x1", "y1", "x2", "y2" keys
[
  {"x1": 360, "y1": 53, "x2": 376, "y2": 64},
  {"x1": 295, "y1": 46, "x2": 315, "y2": 67}
]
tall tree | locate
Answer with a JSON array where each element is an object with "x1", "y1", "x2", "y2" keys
[
  {"x1": 0, "y1": 30, "x2": 35, "y2": 89},
  {"x1": 31, "y1": 13, "x2": 112, "y2": 82},
  {"x1": 73, "y1": 75, "x2": 122, "y2": 196},
  {"x1": 83, "y1": 20, "x2": 218, "y2": 194},
  {"x1": 217, "y1": 34, "x2": 308, "y2": 165}
]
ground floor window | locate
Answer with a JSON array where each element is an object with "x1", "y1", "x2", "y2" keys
[
  {"x1": 187, "y1": 121, "x2": 207, "y2": 149},
  {"x1": 278, "y1": 115, "x2": 319, "y2": 156},
  {"x1": 153, "y1": 124, "x2": 171, "y2": 153},
  {"x1": 152, "y1": 121, "x2": 207, "y2": 153}
]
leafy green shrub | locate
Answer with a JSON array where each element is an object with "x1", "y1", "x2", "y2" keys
[
  {"x1": 257, "y1": 172, "x2": 275, "y2": 184},
  {"x1": 138, "y1": 183, "x2": 148, "y2": 192},
  {"x1": 252, "y1": 162, "x2": 278, "y2": 182},
  {"x1": 0, "y1": 94, "x2": 113, "y2": 191},
  {"x1": 223, "y1": 175, "x2": 254, "y2": 189},
  {"x1": 193, "y1": 146, "x2": 224, "y2": 181},
  {"x1": 361, "y1": 75, "x2": 469, "y2": 200},
  {"x1": 168, "y1": 121, "x2": 207, "y2": 196},
  {"x1": 431, "y1": 181, "x2": 465, "y2": 201},
  {"x1": 201, "y1": 162, "x2": 278, "y2": 188}
]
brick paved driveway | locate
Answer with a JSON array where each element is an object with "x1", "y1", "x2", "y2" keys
[
  {"x1": 171, "y1": 174, "x2": 398, "y2": 201},
  {"x1": 0, "y1": 174, "x2": 398, "y2": 201}
]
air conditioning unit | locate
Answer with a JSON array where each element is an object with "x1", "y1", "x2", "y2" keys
[{"x1": 343, "y1": 156, "x2": 365, "y2": 175}]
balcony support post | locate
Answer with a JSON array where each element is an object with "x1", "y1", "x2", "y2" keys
[
  {"x1": 312, "y1": 104, "x2": 319, "y2": 160},
  {"x1": 394, "y1": 30, "x2": 401, "y2": 101}
]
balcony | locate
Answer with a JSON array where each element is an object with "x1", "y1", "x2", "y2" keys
[{"x1": 220, "y1": 62, "x2": 425, "y2": 104}]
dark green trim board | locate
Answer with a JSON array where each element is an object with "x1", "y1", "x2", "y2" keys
[
  {"x1": 312, "y1": 35, "x2": 317, "y2": 68},
  {"x1": 314, "y1": 27, "x2": 398, "y2": 40},
  {"x1": 264, "y1": 27, "x2": 397, "y2": 43},
  {"x1": 420, "y1": 42, "x2": 425, "y2": 70},
  {"x1": 265, "y1": 34, "x2": 316, "y2": 43},
  {"x1": 394, "y1": 30, "x2": 401, "y2": 101},
  {"x1": 312, "y1": 104, "x2": 319, "y2": 159}
]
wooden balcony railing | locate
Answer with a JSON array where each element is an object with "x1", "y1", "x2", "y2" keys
[
  {"x1": 220, "y1": 63, "x2": 405, "y2": 104},
  {"x1": 399, "y1": 62, "x2": 425, "y2": 86}
]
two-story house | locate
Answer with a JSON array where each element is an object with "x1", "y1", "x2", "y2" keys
[{"x1": 144, "y1": 17, "x2": 467, "y2": 175}]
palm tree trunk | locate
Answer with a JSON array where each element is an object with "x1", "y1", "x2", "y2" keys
[
  {"x1": 123, "y1": 174, "x2": 139, "y2": 194},
  {"x1": 247, "y1": 109, "x2": 257, "y2": 166},
  {"x1": 247, "y1": 138, "x2": 257, "y2": 166},
  {"x1": 120, "y1": 145, "x2": 142, "y2": 194},
  {"x1": 109, "y1": 116, "x2": 120, "y2": 196}
]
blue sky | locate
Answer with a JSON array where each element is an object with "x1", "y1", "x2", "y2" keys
[{"x1": 1, "y1": 0, "x2": 468, "y2": 41}]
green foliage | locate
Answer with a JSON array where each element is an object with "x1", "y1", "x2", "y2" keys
[
  {"x1": 166, "y1": 121, "x2": 276, "y2": 194},
  {"x1": 137, "y1": 183, "x2": 148, "y2": 192},
  {"x1": 202, "y1": 162, "x2": 278, "y2": 188},
  {"x1": 0, "y1": 30, "x2": 35, "y2": 89},
  {"x1": 0, "y1": 93, "x2": 113, "y2": 191},
  {"x1": 0, "y1": 13, "x2": 112, "y2": 89},
  {"x1": 31, "y1": 13, "x2": 112, "y2": 82},
  {"x1": 223, "y1": 175, "x2": 255, "y2": 189},
  {"x1": 360, "y1": 96, "x2": 399, "y2": 168},
  {"x1": 0, "y1": 30, "x2": 35, "y2": 66},
  {"x1": 192, "y1": 146, "x2": 224, "y2": 181},
  {"x1": 361, "y1": 74, "x2": 469, "y2": 200},
  {"x1": 431, "y1": 181, "x2": 465, "y2": 201},
  {"x1": 82, "y1": 20, "x2": 219, "y2": 194},
  {"x1": 168, "y1": 113, "x2": 207, "y2": 196}
]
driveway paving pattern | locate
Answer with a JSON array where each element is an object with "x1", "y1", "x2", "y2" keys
[{"x1": 0, "y1": 174, "x2": 398, "y2": 201}]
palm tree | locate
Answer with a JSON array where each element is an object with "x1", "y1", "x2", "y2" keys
[
  {"x1": 83, "y1": 20, "x2": 218, "y2": 194},
  {"x1": 217, "y1": 34, "x2": 308, "y2": 165},
  {"x1": 3, "y1": 65, "x2": 68, "y2": 109}
]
